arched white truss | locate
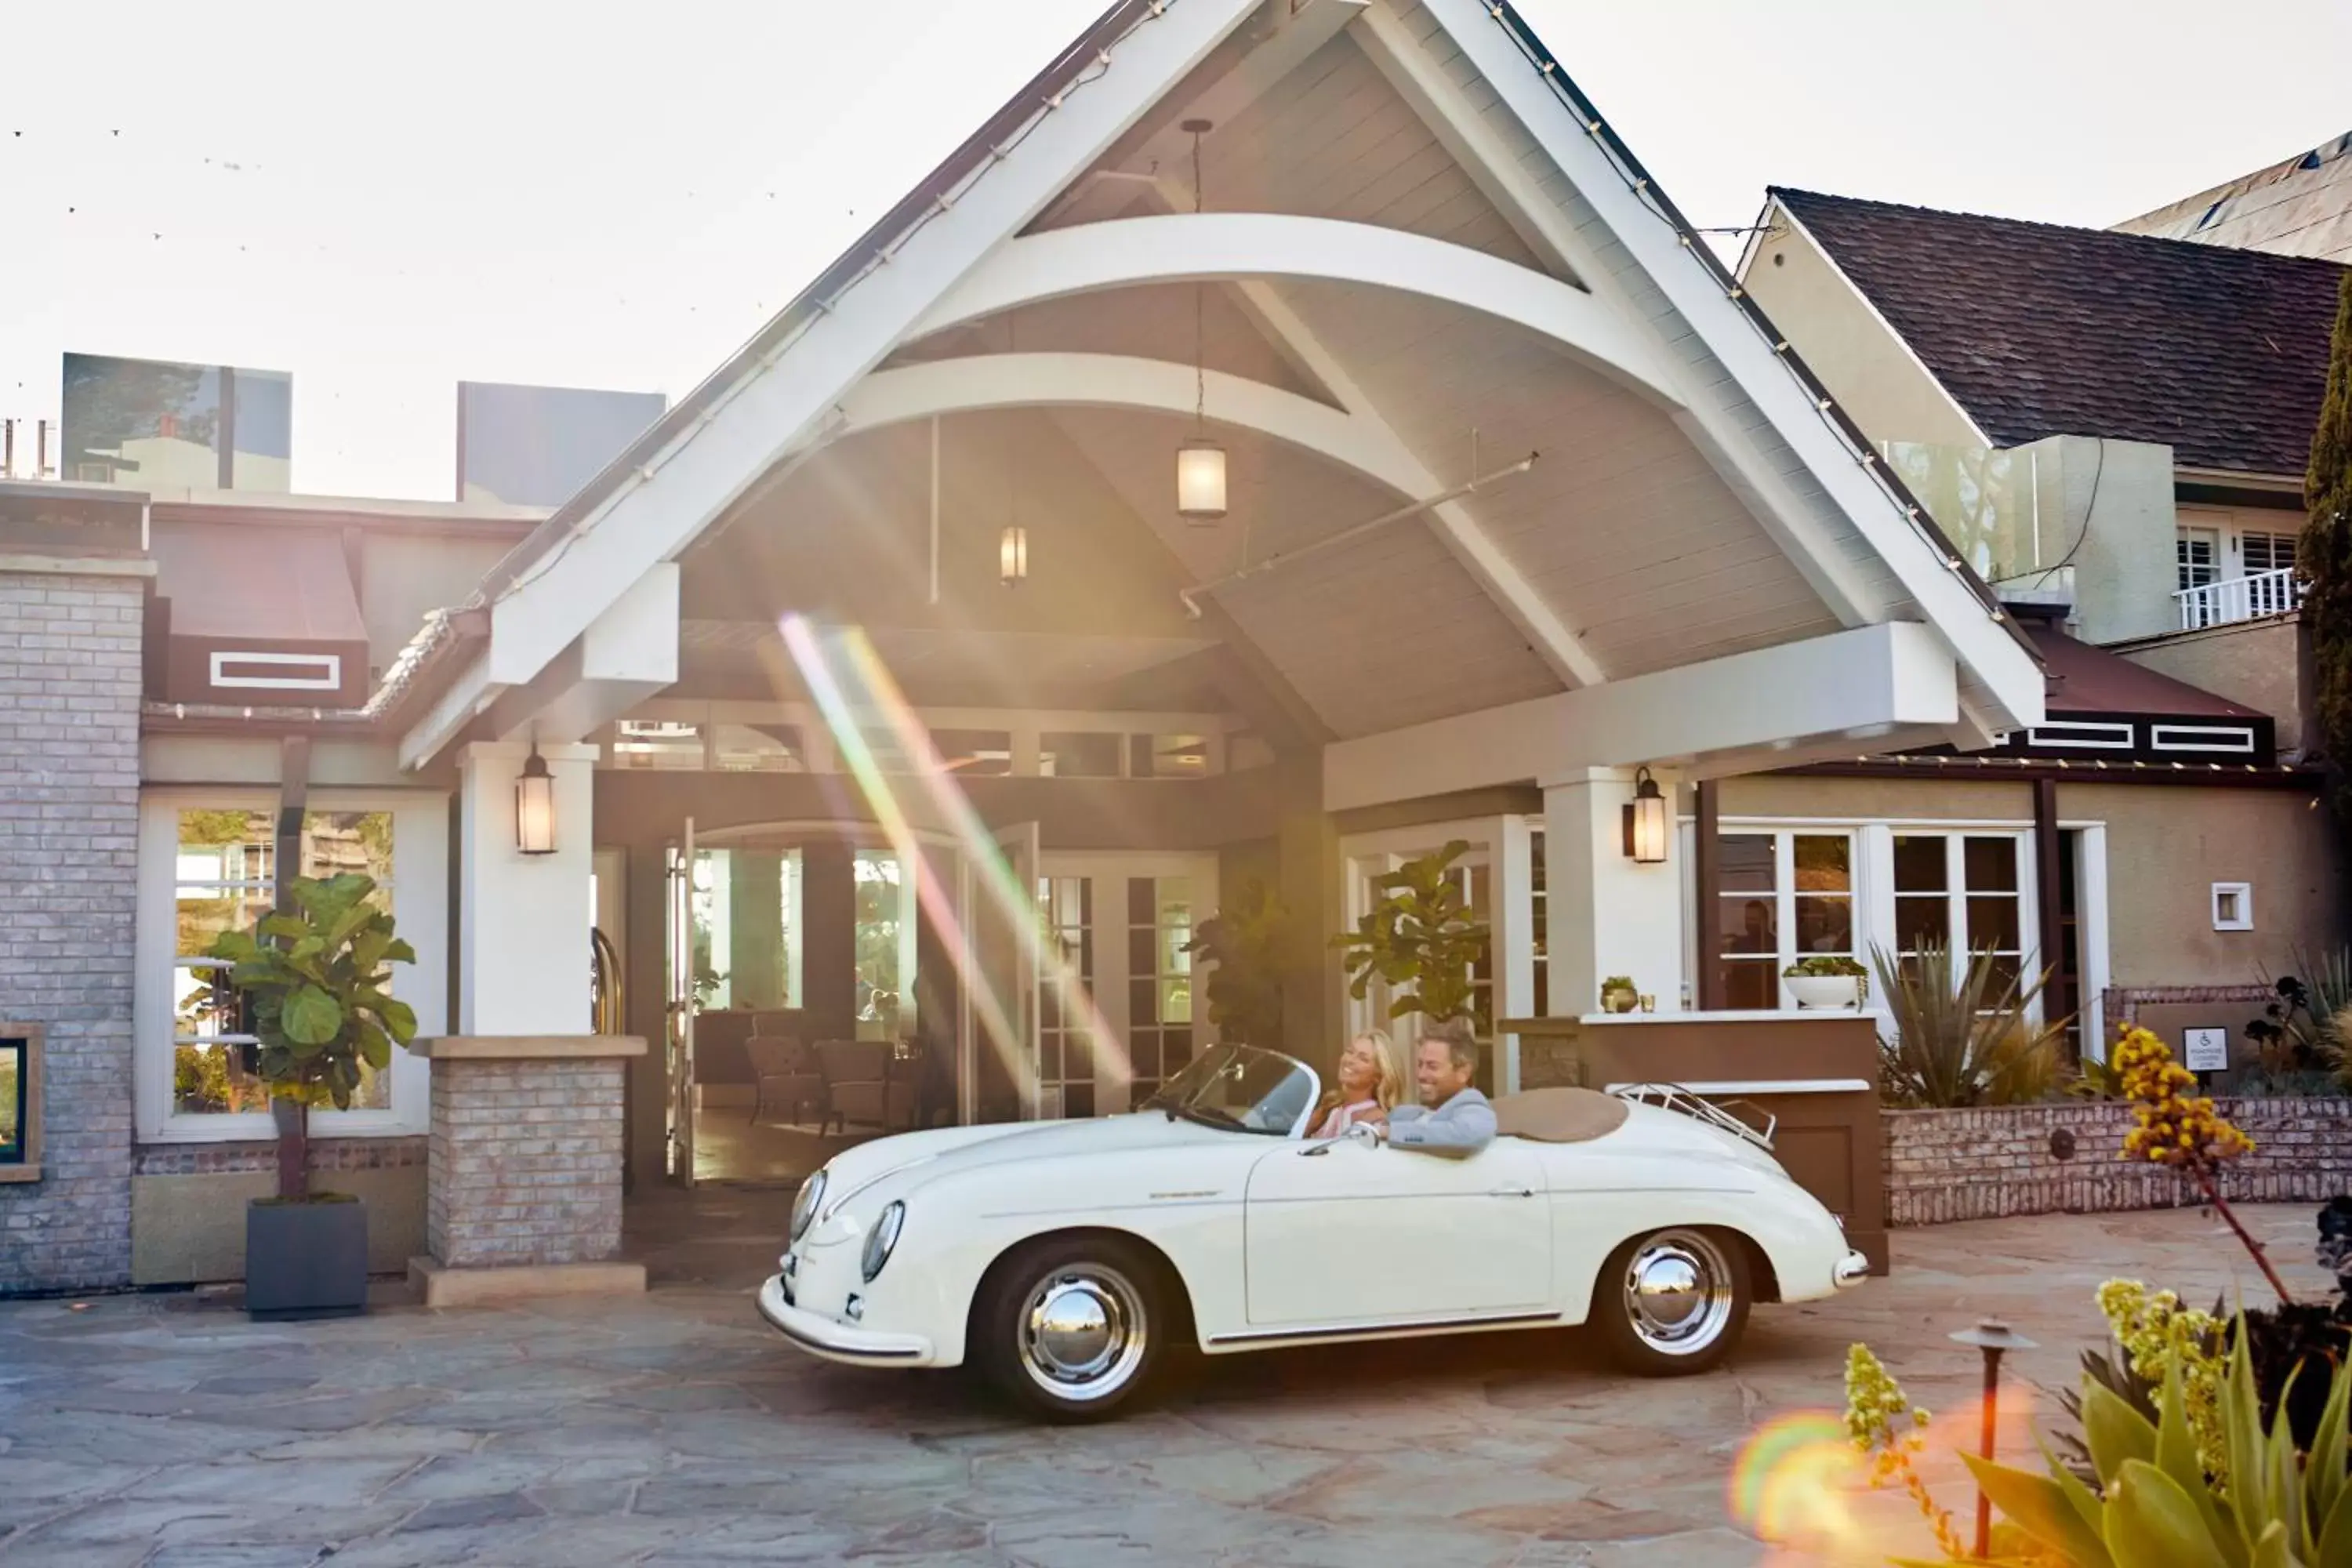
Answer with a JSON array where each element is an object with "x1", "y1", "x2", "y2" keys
[
  {"x1": 835, "y1": 350, "x2": 1608, "y2": 689},
  {"x1": 838, "y1": 350, "x2": 1425, "y2": 496},
  {"x1": 909, "y1": 212, "x2": 1684, "y2": 412}
]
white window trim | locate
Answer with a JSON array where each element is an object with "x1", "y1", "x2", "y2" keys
[
  {"x1": 1712, "y1": 826, "x2": 1862, "y2": 1010},
  {"x1": 135, "y1": 788, "x2": 449, "y2": 1142},
  {"x1": 2211, "y1": 881, "x2": 2253, "y2": 932},
  {"x1": 1718, "y1": 817, "x2": 2044, "y2": 1025}
]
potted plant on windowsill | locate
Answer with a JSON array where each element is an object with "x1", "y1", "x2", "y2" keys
[
  {"x1": 1782, "y1": 954, "x2": 1867, "y2": 1010},
  {"x1": 1599, "y1": 975, "x2": 1639, "y2": 1014},
  {"x1": 207, "y1": 873, "x2": 416, "y2": 1320}
]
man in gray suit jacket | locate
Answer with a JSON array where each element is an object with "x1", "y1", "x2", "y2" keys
[{"x1": 1376, "y1": 1020, "x2": 1494, "y2": 1158}]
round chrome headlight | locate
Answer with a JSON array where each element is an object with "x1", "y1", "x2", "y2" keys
[
  {"x1": 861, "y1": 1200, "x2": 906, "y2": 1283},
  {"x1": 789, "y1": 1171, "x2": 828, "y2": 1244}
]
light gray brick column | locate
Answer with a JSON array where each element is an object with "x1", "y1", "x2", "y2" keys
[
  {"x1": 405, "y1": 1036, "x2": 647, "y2": 1304},
  {"x1": 0, "y1": 561, "x2": 146, "y2": 1295}
]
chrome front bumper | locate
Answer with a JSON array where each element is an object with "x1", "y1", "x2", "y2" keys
[
  {"x1": 756, "y1": 1275, "x2": 934, "y2": 1367},
  {"x1": 1833, "y1": 1250, "x2": 1871, "y2": 1290}
]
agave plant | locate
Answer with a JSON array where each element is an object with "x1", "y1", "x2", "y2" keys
[
  {"x1": 1945, "y1": 1324, "x2": 2352, "y2": 1566},
  {"x1": 1871, "y1": 941, "x2": 2069, "y2": 1109}
]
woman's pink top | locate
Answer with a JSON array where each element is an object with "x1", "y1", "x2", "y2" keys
[{"x1": 1311, "y1": 1098, "x2": 1382, "y2": 1139}]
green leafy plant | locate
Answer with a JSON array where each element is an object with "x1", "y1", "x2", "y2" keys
[
  {"x1": 2305, "y1": 268, "x2": 2352, "y2": 851},
  {"x1": 1601, "y1": 975, "x2": 1636, "y2": 993},
  {"x1": 1331, "y1": 841, "x2": 1489, "y2": 1025},
  {"x1": 1787, "y1": 955, "x2": 1869, "y2": 978},
  {"x1": 1181, "y1": 876, "x2": 1290, "y2": 1047},
  {"x1": 1871, "y1": 940, "x2": 2068, "y2": 1109},
  {"x1": 207, "y1": 873, "x2": 417, "y2": 1200}
]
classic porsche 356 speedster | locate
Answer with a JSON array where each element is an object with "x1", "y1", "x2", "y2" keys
[{"x1": 757, "y1": 1044, "x2": 1868, "y2": 1418}]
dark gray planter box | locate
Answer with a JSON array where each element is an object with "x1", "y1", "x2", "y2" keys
[{"x1": 245, "y1": 1196, "x2": 368, "y2": 1320}]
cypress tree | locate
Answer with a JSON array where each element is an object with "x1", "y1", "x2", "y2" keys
[{"x1": 2304, "y1": 270, "x2": 2352, "y2": 822}]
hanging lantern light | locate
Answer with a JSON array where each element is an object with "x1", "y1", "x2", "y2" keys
[
  {"x1": 1621, "y1": 765, "x2": 1668, "y2": 865},
  {"x1": 515, "y1": 742, "x2": 557, "y2": 855},
  {"x1": 1176, "y1": 437, "x2": 1226, "y2": 521},
  {"x1": 999, "y1": 524, "x2": 1028, "y2": 587},
  {"x1": 1174, "y1": 118, "x2": 1227, "y2": 525}
]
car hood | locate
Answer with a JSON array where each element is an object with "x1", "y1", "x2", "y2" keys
[{"x1": 813, "y1": 1111, "x2": 1240, "y2": 1221}]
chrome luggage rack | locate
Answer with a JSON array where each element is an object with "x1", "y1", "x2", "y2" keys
[{"x1": 1608, "y1": 1083, "x2": 1777, "y2": 1152}]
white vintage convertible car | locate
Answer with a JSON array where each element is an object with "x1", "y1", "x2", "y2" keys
[{"x1": 757, "y1": 1044, "x2": 1867, "y2": 1418}]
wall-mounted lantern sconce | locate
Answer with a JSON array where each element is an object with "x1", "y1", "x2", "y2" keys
[
  {"x1": 999, "y1": 524, "x2": 1029, "y2": 587},
  {"x1": 516, "y1": 743, "x2": 557, "y2": 855},
  {"x1": 1621, "y1": 765, "x2": 1668, "y2": 864}
]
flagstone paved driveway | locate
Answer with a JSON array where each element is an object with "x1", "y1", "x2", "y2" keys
[{"x1": 0, "y1": 1198, "x2": 2332, "y2": 1567}]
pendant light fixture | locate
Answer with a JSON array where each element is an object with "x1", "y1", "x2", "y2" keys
[
  {"x1": 1000, "y1": 309, "x2": 1029, "y2": 586},
  {"x1": 1175, "y1": 118, "x2": 1226, "y2": 524}
]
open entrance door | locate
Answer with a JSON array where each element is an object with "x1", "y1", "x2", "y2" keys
[
  {"x1": 960, "y1": 820, "x2": 1040, "y2": 1123},
  {"x1": 664, "y1": 817, "x2": 696, "y2": 1186}
]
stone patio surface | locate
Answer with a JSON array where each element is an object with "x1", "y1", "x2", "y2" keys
[{"x1": 0, "y1": 1197, "x2": 2333, "y2": 1567}]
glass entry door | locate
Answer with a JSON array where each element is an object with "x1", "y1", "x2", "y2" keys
[
  {"x1": 663, "y1": 817, "x2": 697, "y2": 1187},
  {"x1": 1032, "y1": 855, "x2": 1215, "y2": 1117}
]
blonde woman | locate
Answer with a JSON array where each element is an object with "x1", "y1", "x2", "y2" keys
[{"x1": 1308, "y1": 1030, "x2": 1404, "y2": 1139}]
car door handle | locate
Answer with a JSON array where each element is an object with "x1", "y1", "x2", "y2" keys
[{"x1": 1487, "y1": 1186, "x2": 1535, "y2": 1198}]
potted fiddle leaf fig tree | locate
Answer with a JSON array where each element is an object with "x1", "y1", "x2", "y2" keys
[
  {"x1": 1181, "y1": 875, "x2": 1290, "y2": 1048},
  {"x1": 207, "y1": 873, "x2": 416, "y2": 1319},
  {"x1": 1331, "y1": 840, "x2": 1489, "y2": 1029}
]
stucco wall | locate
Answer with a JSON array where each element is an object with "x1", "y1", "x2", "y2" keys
[
  {"x1": 1716, "y1": 774, "x2": 2031, "y2": 822},
  {"x1": 2056, "y1": 782, "x2": 2339, "y2": 986},
  {"x1": 2118, "y1": 615, "x2": 2308, "y2": 750},
  {"x1": 1744, "y1": 216, "x2": 1983, "y2": 451},
  {"x1": 131, "y1": 1167, "x2": 426, "y2": 1283},
  {"x1": 2015, "y1": 436, "x2": 2180, "y2": 645}
]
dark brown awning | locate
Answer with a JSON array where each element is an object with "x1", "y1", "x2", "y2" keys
[{"x1": 150, "y1": 521, "x2": 370, "y2": 707}]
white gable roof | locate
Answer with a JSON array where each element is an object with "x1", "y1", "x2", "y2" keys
[{"x1": 408, "y1": 0, "x2": 2042, "y2": 769}]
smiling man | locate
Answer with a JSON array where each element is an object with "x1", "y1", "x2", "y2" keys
[{"x1": 1376, "y1": 1020, "x2": 1496, "y2": 1159}]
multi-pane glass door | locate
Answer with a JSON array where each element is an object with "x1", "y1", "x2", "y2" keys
[{"x1": 1031, "y1": 855, "x2": 1214, "y2": 1118}]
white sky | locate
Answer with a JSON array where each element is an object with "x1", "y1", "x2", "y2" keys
[{"x1": 5, "y1": 0, "x2": 2347, "y2": 503}]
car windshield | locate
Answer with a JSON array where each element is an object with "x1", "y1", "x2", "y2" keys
[{"x1": 1142, "y1": 1044, "x2": 1317, "y2": 1137}]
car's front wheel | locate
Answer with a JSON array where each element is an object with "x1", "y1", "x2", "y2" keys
[
  {"x1": 1590, "y1": 1226, "x2": 1751, "y2": 1375},
  {"x1": 973, "y1": 1235, "x2": 1167, "y2": 1421}
]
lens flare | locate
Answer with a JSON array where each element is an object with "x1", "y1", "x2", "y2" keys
[
  {"x1": 1731, "y1": 1411, "x2": 1862, "y2": 1548},
  {"x1": 779, "y1": 615, "x2": 1129, "y2": 1111}
]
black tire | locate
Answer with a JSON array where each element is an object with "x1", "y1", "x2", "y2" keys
[
  {"x1": 972, "y1": 1235, "x2": 1167, "y2": 1421},
  {"x1": 1589, "y1": 1226, "x2": 1751, "y2": 1376}
]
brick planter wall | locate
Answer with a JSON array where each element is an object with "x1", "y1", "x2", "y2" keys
[
  {"x1": 0, "y1": 567, "x2": 144, "y2": 1294},
  {"x1": 1885, "y1": 1099, "x2": 2352, "y2": 1226},
  {"x1": 426, "y1": 1056, "x2": 626, "y2": 1269}
]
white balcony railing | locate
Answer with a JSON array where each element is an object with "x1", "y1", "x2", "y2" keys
[{"x1": 2175, "y1": 568, "x2": 2303, "y2": 630}]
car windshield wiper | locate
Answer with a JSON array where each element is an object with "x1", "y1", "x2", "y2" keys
[{"x1": 1171, "y1": 1103, "x2": 1245, "y2": 1131}]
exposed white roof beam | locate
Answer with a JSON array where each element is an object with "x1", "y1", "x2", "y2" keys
[
  {"x1": 1417, "y1": 0, "x2": 2041, "y2": 729},
  {"x1": 1323, "y1": 622, "x2": 1961, "y2": 811},
  {"x1": 912, "y1": 212, "x2": 1679, "y2": 408},
  {"x1": 430, "y1": 0, "x2": 1261, "y2": 747}
]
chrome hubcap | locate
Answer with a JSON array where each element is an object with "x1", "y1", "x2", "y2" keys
[
  {"x1": 1622, "y1": 1229, "x2": 1734, "y2": 1356},
  {"x1": 1018, "y1": 1265, "x2": 1148, "y2": 1401}
]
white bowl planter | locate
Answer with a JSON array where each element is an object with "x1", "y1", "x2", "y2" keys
[{"x1": 1785, "y1": 974, "x2": 1864, "y2": 1011}]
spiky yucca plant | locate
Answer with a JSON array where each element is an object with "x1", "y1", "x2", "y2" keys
[{"x1": 1871, "y1": 941, "x2": 2067, "y2": 1109}]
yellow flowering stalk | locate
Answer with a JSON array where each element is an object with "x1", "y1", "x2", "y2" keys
[
  {"x1": 2110, "y1": 1026, "x2": 2292, "y2": 1304},
  {"x1": 2096, "y1": 1278, "x2": 2227, "y2": 1483},
  {"x1": 1842, "y1": 1343, "x2": 1965, "y2": 1560}
]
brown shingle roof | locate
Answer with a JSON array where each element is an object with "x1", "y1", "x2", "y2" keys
[{"x1": 1774, "y1": 187, "x2": 2348, "y2": 477}]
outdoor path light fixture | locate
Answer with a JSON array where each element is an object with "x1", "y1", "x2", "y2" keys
[
  {"x1": 1949, "y1": 1317, "x2": 2037, "y2": 1560},
  {"x1": 1622, "y1": 766, "x2": 1668, "y2": 863},
  {"x1": 516, "y1": 742, "x2": 557, "y2": 855}
]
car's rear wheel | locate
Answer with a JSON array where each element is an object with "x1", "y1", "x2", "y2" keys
[
  {"x1": 1591, "y1": 1227, "x2": 1750, "y2": 1375},
  {"x1": 974, "y1": 1235, "x2": 1166, "y2": 1421}
]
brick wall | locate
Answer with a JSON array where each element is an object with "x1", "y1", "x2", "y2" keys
[
  {"x1": 132, "y1": 1135, "x2": 426, "y2": 1178},
  {"x1": 0, "y1": 569, "x2": 143, "y2": 1294},
  {"x1": 1885, "y1": 1099, "x2": 2352, "y2": 1226},
  {"x1": 427, "y1": 1058, "x2": 625, "y2": 1269}
]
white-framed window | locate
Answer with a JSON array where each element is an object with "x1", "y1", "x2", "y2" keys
[
  {"x1": 135, "y1": 789, "x2": 448, "y2": 1142},
  {"x1": 2177, "y1": 527, "x2": 2220, "y2": 593},
  {"x1": 2239, "y1": 531, "x2": 2297, "y2": 576},
  {"x1": 2211, "y1": 881, "x2": 2252, "y2": 932},
  {"x1": 1891, "y1": 831, "x2": 2027, "y2": 992},
  {"x1": 1713, "y1": 829, "x2": 1858, "y2": 1010}
]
